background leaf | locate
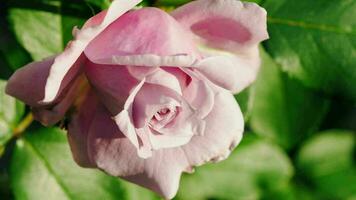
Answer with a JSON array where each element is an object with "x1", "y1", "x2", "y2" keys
[
  {"x1": 10, "y1": 127, "x2": 159, "y2": 200},
  {"x1": 248, "y1": 49, "x2": 330, "y2": 150},
  {"x1": 263, "y1": 0, "x2": 356, "y2": 101},
  {"x1": 0, "y1": 80, "x2": 24, "y2": 149},
  {"x1": 296, "y1": 130, "x2": 356, "y2": 199},
  {"x1": 0, "y1": 2, "x2": 31, "y2": 78},
  {"x1": 176, "y1": 134, "x2": 294, "y2": 200},
  {"x1": 7, "y1": 0, "x2": 93, "y2": 61}
]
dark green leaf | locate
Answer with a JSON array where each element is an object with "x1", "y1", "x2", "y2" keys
[
  {"x1": 155, "y1": 0, "x2": 192, "y2": 7},
  {"x1": 0, "y1": 3, "x2": 31, "y2": 75},
  {"x1": 296, "y1": 130, "x2": 356, "y2": 199},
  {"x1": 263, "y1": 0, "x2": 356, "y2": 101},
  {"x1": 0, "y1": 80, "x2": 24, "y2": 147},
  {"x1": 10, "y1": 127, "x2": 159, "y2": 200},
  {"x1": 84, "y1": 0, "x2": 111, "y2": 10},
  {"x1": 176, "y1": 134, "x2": 294, "y2": 200},
  {"x1": 249, "y1": 48, "x2": 330, "y2": 149}
]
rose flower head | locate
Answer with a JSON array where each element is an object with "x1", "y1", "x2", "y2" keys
[{"x1": 6, "y1": 0, "x2": 268, "y2": 199}]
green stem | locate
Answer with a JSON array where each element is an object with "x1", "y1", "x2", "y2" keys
[{"x1": 13, "y1": 113, "x2": 34, "y2": 137}]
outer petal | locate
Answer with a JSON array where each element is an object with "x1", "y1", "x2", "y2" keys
[
  {"x1": 67, "y1": 90, "x2": 99, "y2": 168},
  {"x1": 32, "y1": 74, "x2": 88, "y2": 126},
  {"x1": 172, "y1": 0, "x2": 268, "y2": 93},
  {"x1": 6, "y1": 55, "x2": 86, "y2": 125},
  {"x1": 84, "y1": 7, "x2": 199, "y2": 65},
  {"x1": 86, "y1": 100, "x2": 191, "y2": 199},
  {"x1": 182, "y1": 83, "x2": 244, "y2": 166},
  {"x1": 171, "y1": 0, "x2": 268, "y2": 51},
  {"x1": 6, "y1": 56, "x2": 54, "y2": 106},
  {"x1": 42, "y1": 0, "x2": 142, "y2": 103}
]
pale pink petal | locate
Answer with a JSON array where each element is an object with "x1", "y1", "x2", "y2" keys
[
  {"x1": 172, "y1": 0, "x2": 268, "y2": 93},
  {"x1": 145, "y1": 69, "x2": 182, "y2": 95},
  {"x1": 132, "y1": 83, "x2": 180, "y2": 128},
  {"x1": 182, "y1": 84, "x2": 244, "y2": 165},
  {"x1": 171, "y1": 0, "x2": 268, "y2": 51},
  {"x1": 85, "y1": 63, "x2": 183, "y2": 115},
  {"x1": 126, "y1": 66, "x2": 157, "y2": 80},
  {"x1": 84, "y1": 61, "x2": 141, "y2": 115},
  {"x1": 6, "y1": 55, "x2": 86, "y2": 125},
  {"x1": 113, "y1": 79, "x2": 151, "y2": 158},
  {"x1": 6, "y1": 56, "x2": 54, "y2": 106},
  {"x1": 84, "y1": 7, "x2": 198, "y2": 64},
  {"x1": 42, "y1": 0, "x2": 142, "y2": 103},
  {"x1": 67, "y1": 90, "x2": 99, "y2": 168},
  {"x1": 193, "y1": 53, "x2": 259, "y2": 93},
  {"x1": 163, "y1": 67, "x2": 192, "y2": 90},
  {"x1": 86, "y1": 102, "x2": 191, "y2": 199},
  {"x1": 181, "y1": 68, "x2": 215, "y2": 119},
  {"x1": 148, "y1": 128, "x2": 194, "y2": 150},
  {"x1": 92, "y1": 54, "x2": 197, "y2": 67},
  {"x1": 32, "y1": 75, "x2": 88, "y2": 126}
]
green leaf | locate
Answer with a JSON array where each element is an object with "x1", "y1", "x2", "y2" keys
[
  {"x1": 296, "y1": 130, "x2": 356, "y2": 199},
  {"x1": 84, "y1": 0, "x2": 111, "y2": 10},
  {"x1": 249, "y1": 48, "x2": 330, "y2": 149},
  {"x1": 8, "y1": 0, "x2": 90, "y2": 61},
  {"x1": 234, "y1": 87, "x2": 254, "y2": 122},
  {"x1": 176, "y1": 134, "x2": 294, "y2": 200},
  {"x1": 0, "y1": 80, "x2": 24, "y2": 147},
  {"x1": 0, "y1": 3, "x2": 31, "y2": 76},
  {"x1": 10, "y1": 127, "x2": 158, "y2": 200},
  {"x1": 121, "y1": 182, "x2": 160, "y2": 200},
  {"x1": 155, "y1": 0, "x2": 192, "y2": 7},
  {"x1": 263, "y1": 0, "x2": 356, "y2": 101}
]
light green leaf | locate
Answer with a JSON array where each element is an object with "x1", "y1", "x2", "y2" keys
[
  {"x1": 263, "y1": 0, "x2": 356, "y2": 101},
  {"x1": 10, "y1": 127, "x2": 159, "y2": 200},
  {"x1": 249, "y1": 48, "x2": 330, "y2": 149},
  {"x1": 0, "y1": 80, "x2": 24, "y2": 147},
  {"x1": 8, "y1": 0, "x2": 88, "y2": 61},
  {"x1": 234, "y1": 87, "x2": 254, "y2": 121},
  {"x1": 296, "y1": 130, "x2": 356, "y2": 200},
  {"x1": 176, "y1": 134, "x2": 294, "y2": 200},
  {"x1": 9, "y1": 7, "x2": 63, "y2": 61}
]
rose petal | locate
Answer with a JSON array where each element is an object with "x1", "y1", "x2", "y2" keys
[
  {"x1": 67, "y1": 90, "x2": 99, "y2": 168},
  {"x1": 193, "y1": 53, "x2": 259, "y2": 93},
  {"x1": 132, "y1": 83, "x2": 180, "y2": 128},
  {"x1": 181, "y1": 68, "x2": 215, "y2": 119},
  {"x1": 172, "y1": 0, "x2": 268, "y2": 93},
  {"x1": 84, "y1": 7, "x2": 198, "y2": 64},
  {"x1": 84, "y1": 61, "x2": 141, "y2": 115},
  {"x1": 42, "y1": 0, "x2": 142, "y2": 103},
  {"x1": 182, "y1": 84, "x2": 244, "y2": 166},
  {"x1": 6, "y1": 55, "x2": 86, "y2": 125},
  {"x1": 71, "y1": 100, "x2": 194, "y2": 198},
  {"x1": 86, "y1": 102, "x2": 191, "y2": 199},
  {"x1": 32, "y1": 74, "x2": 88, "y2": 126},
  {"x1": 145, "y1": 69, "x2": 182, "y2": 95},
  {"x1": 92, "y1": 54, "x2": 197, "y2": 67},
  {"x1": 113, "y1": 79, "x2": 151, "y2": 158},
  {"x1": 171, "y1": 0, "x2": 268, "y2": 51},
  {"x1": 132, "y1": 83, "x2": 202, "y2": 150},
  {"x1": 6, "y1": 56, "x2": 54, "y2": 106}
]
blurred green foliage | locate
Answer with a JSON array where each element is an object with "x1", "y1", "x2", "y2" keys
[{"x1": 0, "y1": 0, "x2": 355, "y2": 199}]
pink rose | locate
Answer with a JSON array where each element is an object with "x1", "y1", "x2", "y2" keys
[{"x1": 6, "y1": 0, "x2": 268, "y2": 198}]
